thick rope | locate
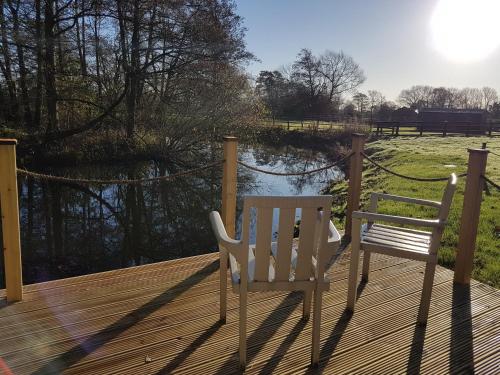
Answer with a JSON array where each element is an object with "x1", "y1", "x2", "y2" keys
[
  {"x1": 17, "y1": 160, "x2": 223, "y2": 186},
  {"x1": 237, "y1": 152, "x2": 354, "y2": 176},
  {"x1": 482, "y1": 175, "x2": 500, "y2": 191},
  {"x1": 361, "y1": 152, "x2": 466, "y2": 182}
]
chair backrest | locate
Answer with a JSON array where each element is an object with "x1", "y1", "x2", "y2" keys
[
  {"x1": 430, "y1": 173, "x2": 457, "y2": 252},
  {"x1": 241, "y1": 195, "x2": 333, "y2": 283},
  {"x1": 437, "y1": 173, "x2": 458, "y2": 222}
]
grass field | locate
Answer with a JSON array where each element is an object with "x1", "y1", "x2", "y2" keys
[{"x1": 329, "y1": 135, "x2": 499, "y2": 287}]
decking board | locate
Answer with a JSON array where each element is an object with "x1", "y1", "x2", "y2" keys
[{"x1": 0, "y1": 249, "x2": 498, "y2": 374}]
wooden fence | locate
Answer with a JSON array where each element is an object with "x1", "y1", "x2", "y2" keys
[
  {"x1": 261, "y1": 117, "x2": 500, "y2": 137},
  {"x1": 0, "y1": 135, "x2": 497, "y2": 301},
  {"x1": 374, "y1": 121, "x2": 500, "y2": 137}
]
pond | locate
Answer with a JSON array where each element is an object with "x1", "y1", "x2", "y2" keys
[{"x1": 0, "y1": 143, "x2": 344, "y2": 288}]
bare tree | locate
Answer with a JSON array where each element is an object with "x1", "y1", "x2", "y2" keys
[
  {"x1": 352, "y1": 92, "x2": 368, "y2": 115},
  {"x1": 318, "y1": 50, "x2": 365, "y2": 101},
  {"x1": 397, "y1": 85, "x2": 433, "y2": 109},
  {"x1": 481, "y1": 87, "x2": 498, "y2": 110},
  {"x1": 367, "y1": 90, "x2": 385, "y2": 121},
  {"x1": 0, "y1": 0, "x2": 255, "y2": 147},
  {"x1": 460, "y1": 88, "x2": 483, "y2": 109},
  {"x1": 292, "y1": 49, "x2": 323, "y2": 100}
]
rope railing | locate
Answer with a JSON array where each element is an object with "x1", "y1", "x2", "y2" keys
[
  {"x1": 361, "y1": 152, "x2": 466, "y2": 182},
  {"x1": 237, "y1": 152, "x2": 354, "y2": 176},
  {"x1": 482, "y1": 175, "x2": 500, "y2": 191},
  {"x1": 489, "y1": 150, "x2": 500, "y2": 157},
  {"x1": 16, "y1": 160, "x2": 224, "y2": 186}
]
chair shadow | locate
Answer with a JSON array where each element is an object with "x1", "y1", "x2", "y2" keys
[
  {"x1": 32, "y1": 260, "x2": 219, "y2": 375},
  {"x1": 304, "y1": 309, "x2": 353, "y2": 374},
  {"x1": 156, "y1": 320, "x2": 224, "y2": 374},
  {"x1": 406, "y1": 324, "x2": 427, "y2": 375},
  {"x1": 304, "y1": 279, "x2": 365, "y2": 374},
  {"x1": 214, "y1": 291, "x2": 303, "y2": 374},
  {"x1": 258, "y1": 318, "x2": 308, "y2": 375},
  {"x1": 450, "y1": 283, "x2": 474, "y2": 374}
]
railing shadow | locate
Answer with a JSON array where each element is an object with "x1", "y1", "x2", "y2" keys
[
  {"x1": 405, "y1": 283, "x2": 475, "y2": 374},
  {"x1": 214, "y1": 292, "x2": 302, "y2": 374},
  {"x1": 32, "y1": 260, "x2": 219, "y2": 374},
  {"x1": 450, "y1": 283, "x2": 474, "y2": 373}
]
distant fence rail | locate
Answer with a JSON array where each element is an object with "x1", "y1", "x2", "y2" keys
[
  {"x1": 261, "y1": 117, "x2": 371, "y2": 132},
  {"x1": 373, "y1": 121, "x2": 500, "y2": 137},
  {"x1": 260, "y1": 116, "x2": 500, "y2": 137}
]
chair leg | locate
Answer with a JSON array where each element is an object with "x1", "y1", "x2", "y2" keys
[
  {"x1": 219, "y1": 250, "x2": 228, "y2": 323},
  {"x1": 417, "y1": 262, "x2": 436, "y2": 325},
  {"x1": 239, "y1": 289, "x2": 247, "y2": 369},
  {"x1": 347, "y1": 218, "x2": 362, "y2": 312},
  {"x1": 361, "y1": 250, "x2": 371, "y2": 282},
  {"x1": 302, "y1": 290, "x2": 312, "y2": 320},
  {"x1": 311, "y1": 289, "x2": 323, "y2": 366}
]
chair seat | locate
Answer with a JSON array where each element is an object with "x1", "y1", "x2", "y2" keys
[
  {"x1": 229, "y1": 240, "x2": 330, "y2": 293},
  {"x1": 361, "y1": 223, "x2": 434, "y2": 262}
]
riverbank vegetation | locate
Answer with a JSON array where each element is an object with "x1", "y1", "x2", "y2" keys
[
  {"x1": 327, "y1": 135, "x2": 499, "y2": 287},
  {"x1": 0, "y1": 0, "x2": 261, "y2": 158}
]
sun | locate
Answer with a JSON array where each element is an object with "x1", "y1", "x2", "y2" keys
[{"x1": 430, "y1": 0, "x2": 500, "y2": 63}]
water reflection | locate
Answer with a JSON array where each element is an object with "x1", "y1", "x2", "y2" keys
[{"x1": 0, "y1": 144, "x2": 343, "y2": 287}]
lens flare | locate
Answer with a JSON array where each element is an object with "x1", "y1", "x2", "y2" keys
[{"x1": 431, "y1": 0, "x2": 500, "y2": 63}]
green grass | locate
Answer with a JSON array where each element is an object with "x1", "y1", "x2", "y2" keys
[{"x1": 330, "y1": 135, "x2": 500, "y2": 288}]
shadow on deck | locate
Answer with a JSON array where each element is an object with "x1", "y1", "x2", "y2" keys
[{"x1": 0, "y1": 249, "x2": 498, "y2": 374}]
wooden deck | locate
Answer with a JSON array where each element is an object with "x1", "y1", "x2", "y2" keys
[{"x1": 0, "y1": 249, "x2": 498, "y2": 374}]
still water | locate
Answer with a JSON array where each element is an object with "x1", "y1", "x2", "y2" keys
[{"x1": 0, "y1": 144, "x2": 343, "y2": 288}]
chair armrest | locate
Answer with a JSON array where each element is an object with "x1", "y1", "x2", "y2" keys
[
  {"x1": 209, "y1": 211, "x2": 242, "y2": 262},
  {"x1": 352, "y1": 211, "x2": 444, "y2": 228},
  {"x1": 371, "y1": 192, "x2": 441, "y2": 209},
  {"x1": 328, "y1": 221, "x2": 341, "y2": 247}
]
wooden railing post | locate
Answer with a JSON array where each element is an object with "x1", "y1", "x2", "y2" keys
[
  {"x1": 0, "y1": 139, "x2": 23, "y2": 302},
  {"x1": 345, "y1": 133, "x2": 366, "y2": 239},
  {"x1": 454, "y1": 148, "x2": 488, "y2": 284},
  {"x1": 221, "y1": 136, "x2": 238, "y2": 238}
]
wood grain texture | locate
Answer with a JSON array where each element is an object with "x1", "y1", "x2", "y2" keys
[
  {"x1": 0, "y1": 143, "x2": 23, "y2": 301},
  {"x1": 0, "y1": 249, "x2": 497, "y2": 375}
]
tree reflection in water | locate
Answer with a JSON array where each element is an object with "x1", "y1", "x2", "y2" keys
[{"x1": 1, "y1": 144, "x2": 344, "y2": 287}]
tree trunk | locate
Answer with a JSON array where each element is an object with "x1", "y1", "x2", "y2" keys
[
  {"x1": 54, "y1": 0, "x2": 64, "y2": 72},
  {"x1": 9, "y1": 0, "x2": 33, "y2": 127},
  {"x1": 127, "y1": 0, "x2": 141, "y2": 138},
  {"x1": 0, "y1": 0, "x2": 19, "y2": 122},
  {"x1": 81, "y1": 0, "x2": 87, "y2": 76},
  {"x1": 93, "y1": 2, "x2": 101, "y2": 97},
  {"x1": 75, "y1": 1, "x2": 84, "y2": 75},
  {"x1": 44, "y1": 0, "x2": 58, "y2": 133},
  {"x1": 34, "y1": 0, "x2": 43, "y2": 128}
]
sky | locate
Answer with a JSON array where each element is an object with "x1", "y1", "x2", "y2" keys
[{"x1": 234, "y1": 0, "x2": 500, "y2": 101}]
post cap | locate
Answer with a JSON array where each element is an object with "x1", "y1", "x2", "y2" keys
[
  {"x1": 0, "y1": 139, "x2": 17, "y2": 145},
  {"x1": 223, "y1": 136, "x2": 238, "y2": 141},
  {"x1": 352, "y1": 133, "x2": 366, "y2": 138},
  {"x1": 467, "y1": 148, "x2": 489, "y2": 153}
]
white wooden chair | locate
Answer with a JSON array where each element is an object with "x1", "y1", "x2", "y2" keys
[
  {"x1": 210, "y1": 195, "x2": 341, "y2": 368},
  {"x1": 346, "y1": 173, "x2": 457, "y2": 325}
]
